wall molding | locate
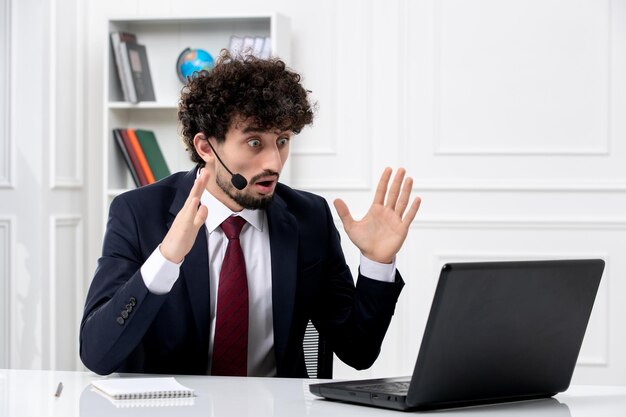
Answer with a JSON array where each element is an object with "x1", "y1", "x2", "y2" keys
[
  {"x1": 397, "y1": 0, "x2": 410, "y2": 169},
  {"x1": 334, "y1": 215, "x2": 626, "y2": 230},
  {"x1": 0, "y1": 0, "x2": 13, "y2": 189},
  {"x1": 291, "y1": 0, "x2": 372, "y2": 190},
  {"x1": 433, "y1": 252, "x2": 608, "y2": 262},
  {"x1": 0, "y1": 218, "x2": 13, "y2": 368},
  {"x1": 291, "y1": 2, "x2": 338, "y2": 158},
  {"x1": 292, "y1": 178, "x2": 370, "y2": 191},
  {"x1": 48, "y1": 0, "x2": 84, "y2": 189},
  {"x1": 411, "y1": 217, "x2": 626, "y2": 230},
  {"x1": 291, "y1": 146, "x2": 337, "y2": 156},
  {"x1": 48, "y1": 215, "x2": 83, "y2": 370},
  {"x1": 411, "y1": 179, "x2": 626, "y2": 192},
  {"x1": 432, "y1": 0, "x2": 612, "y2": 156},
  {"x1": 433, "y1": 147, "x2": 611, "y2": 156}
]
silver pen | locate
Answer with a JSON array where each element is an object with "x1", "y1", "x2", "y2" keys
[{"x1": 54, "y1": 382, "x2": 63, "y2": 397}]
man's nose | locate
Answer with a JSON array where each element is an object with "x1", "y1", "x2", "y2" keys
[{"x1": 261, "y1": 145, "x2": 283, "y2": 172}]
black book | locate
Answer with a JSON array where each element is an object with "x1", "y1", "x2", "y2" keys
[{"x1": 112, "y1": 129, "x2": 141, "y2": 187}]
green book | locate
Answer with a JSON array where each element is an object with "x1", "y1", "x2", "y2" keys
[{"x1": 134, "y1": 129, "x2": 171, "y2": 181}]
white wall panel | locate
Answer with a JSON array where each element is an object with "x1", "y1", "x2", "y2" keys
[
  {"x1": 49, "y1": 0, "x2": 83, "y2": 188},
  {"x1": 0, "y1": 218, "x2": 12, "y2": 368},
  {"x1": 4, "y1": 0, "x2": 87, "y2": 372},
  {"x1": 290, "y1": 1, "x2": 337, "y2": 157},
  {"x1": 49, "y1": 216, "x2": 83, "y2": 371},
  {"x1": 405, "y1": 0, "x2": 626, "y2": 189},
  {"x1": 434, "y1": 0, "x2": 610, "y2": 156},
  {"x1": 290, "y1": 1, "x2": 371, "y2": 190},
  {"x1": 0, "y1": 0, "x2": 12, "y2": 188}
]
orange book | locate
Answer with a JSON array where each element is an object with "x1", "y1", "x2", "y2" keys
[{"x1": 127, "y1": 128, "x2": 156, "y2": 184}]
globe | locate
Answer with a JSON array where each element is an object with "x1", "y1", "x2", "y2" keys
[{"x1": 176, "y1": 48, "x2": 214, "y2": 83}]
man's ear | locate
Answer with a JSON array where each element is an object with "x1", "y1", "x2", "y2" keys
[{"x1": 193, "y1": 133, "x2": 214, "y2": 162}]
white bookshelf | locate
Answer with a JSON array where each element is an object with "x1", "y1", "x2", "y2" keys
[{"x1": 102, "y1": 14, "x2": 291, "y2": 227}]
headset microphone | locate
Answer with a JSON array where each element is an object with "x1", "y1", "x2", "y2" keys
[
  {"x1": 205, "y1": 140, "x2": 248, "y2": 190},
  {"x1": 229, "y1": 173, "x2": 248, "y2": 191}
]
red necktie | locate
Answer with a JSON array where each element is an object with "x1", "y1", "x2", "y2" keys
[{"x1": 212, "y1": 216, "x2": 248, "y2": 376}]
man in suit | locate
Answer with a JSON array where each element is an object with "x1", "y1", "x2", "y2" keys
[{"x1": 80, "y1": 53, "x2": 421, "y2": 377}]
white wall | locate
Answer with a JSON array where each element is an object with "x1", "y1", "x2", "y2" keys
[
  {"x1": 0, "y1": 0, "x2": 11, "y2": 368},
  {"x1": 1, "y1": 0, "x2": 86, "y2": 371},
  {"x1": 2, "y1": 0, "x2": 625, "y2": 385}
]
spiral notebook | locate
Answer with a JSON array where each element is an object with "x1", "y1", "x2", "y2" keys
[{"x1": 91, "y1": 377, "x2": 194, "y2": 401}]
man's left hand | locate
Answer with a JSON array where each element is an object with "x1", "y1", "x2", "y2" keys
[{"x1": 334, "y1": 167, "x2": 421, "y2": 264}]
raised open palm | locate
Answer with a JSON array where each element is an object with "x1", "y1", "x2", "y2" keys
[{"x1": 333, "y1": 168, "x2": 421, "y2": 264}]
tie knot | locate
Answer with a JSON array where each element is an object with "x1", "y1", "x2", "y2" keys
[{"x1": 220, "y1": 216, "x2": 246, "y2": 240}]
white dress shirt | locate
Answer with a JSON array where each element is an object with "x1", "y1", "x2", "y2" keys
[{"x1": 140, "y1": 185, "x2": 397, "y2": 376}]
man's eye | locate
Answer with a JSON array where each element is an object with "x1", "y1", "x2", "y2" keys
[
  {"x1": 277, "y1": 137, "x2": 290, "y2": 146},
  {"x1": 247, "y1": 139, "x2": 261, "y2": 147}
]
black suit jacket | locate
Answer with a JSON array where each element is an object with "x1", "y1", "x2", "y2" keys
[{"x1": 80, "y1": 167, "x2": 404, "y2": 377}]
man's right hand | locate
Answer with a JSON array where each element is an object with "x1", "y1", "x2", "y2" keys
[{"x1": 160, "y1": 169, "x2": 210, "y2": 263}]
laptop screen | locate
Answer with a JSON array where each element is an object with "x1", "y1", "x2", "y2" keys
[{"x1": 407, "y1": 259, "x2": 604, "y2": 409}]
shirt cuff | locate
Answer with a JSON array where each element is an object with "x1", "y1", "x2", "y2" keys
[
  {"x1": 359, "y1": 253, "x2": 396, "y2": 283},
  {"x1": 140, "y1": 245, "x2": 182, "y2": 295}
]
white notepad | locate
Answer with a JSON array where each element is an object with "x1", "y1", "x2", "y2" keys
[{"x1": 91, "y1": 377, "x2": 194, "y2": 400}]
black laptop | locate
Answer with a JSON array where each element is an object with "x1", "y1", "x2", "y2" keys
[{"x1": 310, "y1": 259, "x2": 604, "y2": 411}]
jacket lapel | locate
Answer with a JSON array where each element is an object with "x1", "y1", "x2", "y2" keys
[
  {"x1": 266, "y1": 193, "x2": 299, "y2": 374},
  {"x1": 168, "y1": 166, "x2": 210, "y2": 342}
]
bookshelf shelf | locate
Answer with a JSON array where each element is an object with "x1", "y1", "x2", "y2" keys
[
  {"x1": 102, "y1": 13, "x2": 291, "y2": 229},
  {"x1": 107, "y1": 101, "x2": 178, "y2": 110}
]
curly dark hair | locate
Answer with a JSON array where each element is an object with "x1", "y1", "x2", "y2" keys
[{"x1": 178, "y1": 50, "x2": 315, "y2": 165}]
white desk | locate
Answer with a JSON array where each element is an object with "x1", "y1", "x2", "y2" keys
[{"x1": 1, "y1": 369, "x2": 625, "y2": 416}]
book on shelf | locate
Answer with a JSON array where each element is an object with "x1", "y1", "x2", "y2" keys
[
  {"x1": 113, "y1": 129, "x2": 146, "y2": 187},
  {"x1": 260, "y1": 36, "x2": 271, "y2": 59},
  {"x1": 122, "y1": 41, "x2": 156, "y2": 102},
  {"x1": 126, "y1": 129, "x2": 156, "y2": 183},
  {"x1": 110, "y1": 31, "x2": 156, "y2": 103},
  {"x1": 134, "y1": 129, "x2": 171, "y2": 181},
  {"x1": 242, "y1": 36, "x2": 255, "y2": 56},
  {"x1": 252, "y1": 36, "x2": 265, "y2": 57},
  {"x1": 113, "y1": 128, "x2": 171, "y2": 187},
  {"x1": 110, "y1": 32, "x2": 138, "y2": 103},
  {"x1": 229, "y1": 35, "x2": 243, "y2": 56},
  {"x1": 229, "y1": 35, "x2": 271, "y2": 59}
]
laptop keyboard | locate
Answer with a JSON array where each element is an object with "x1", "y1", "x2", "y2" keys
[{"x1": 352, "y1": 381, "x2": 410, "y2": 394}]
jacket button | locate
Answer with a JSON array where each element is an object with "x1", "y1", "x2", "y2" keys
[
  {"x1": 116, "y1": 316, "x2": 125, "y2": 325},
  {"x1": 125, "y1": 304, "x2": 133, "y2": 312},
  {"x1": 129, "y1": 297, "x2": 137, "y2": 306},
  {"x1": 121, "y1": 310, "x2": 129, "y2": 319}
]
